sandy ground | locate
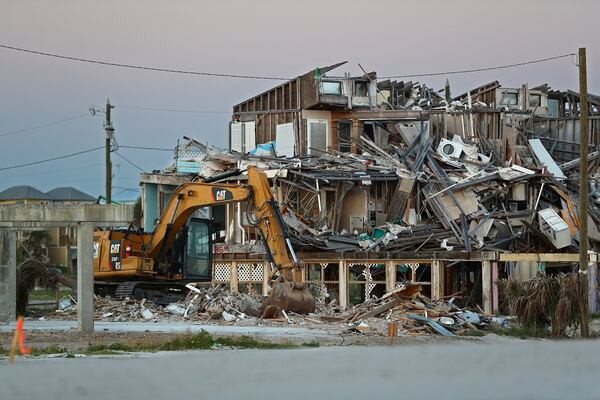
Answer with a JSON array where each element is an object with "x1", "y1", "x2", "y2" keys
[
  {"x1": 2, "y1": 313, "x2": 598, "y2": 352},
  {"x1": 0, "y1": 319, "x2": 529, "y2": 351}
]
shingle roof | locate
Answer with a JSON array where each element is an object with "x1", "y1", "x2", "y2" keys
[
  {"x1": 0, "y1": 185, "x2": 53, "y2": 201},
  {"x1": 46, "y1": 187, "x2": 96, "y2": 202}
]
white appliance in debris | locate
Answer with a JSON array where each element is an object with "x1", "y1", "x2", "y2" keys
[
  {"x1": 437, "y1": 138, "x2": 463, "y2": 159},
  {"x1": 537, "y1": 208, "x2": 571, "y2": 249}
]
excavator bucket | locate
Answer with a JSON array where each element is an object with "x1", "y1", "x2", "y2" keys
[{"x1": 262, "y1": 281, "x2": 316, "y2": 318}]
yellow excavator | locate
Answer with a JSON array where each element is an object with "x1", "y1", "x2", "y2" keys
[{"x1": 92, "y1": 166, "x2": 315, "y2": 315}]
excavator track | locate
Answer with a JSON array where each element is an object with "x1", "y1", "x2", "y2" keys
[
  {"x1": 114, "y1": 281, "x2": 140, "y2": 299},
  {"x1": 110, "y1": 281, "x2": 188, "y2": 305}
]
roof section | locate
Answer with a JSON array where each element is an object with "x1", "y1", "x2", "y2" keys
[
  {"x1": 0, "y1": 185, "x2": 53, "y2": 201},
  {"x1": 316, "y1": 61, "x2": 348, "y2": 75},
  {"x1": 46, "y1": 187, "x2": 96, "y2": 202}
]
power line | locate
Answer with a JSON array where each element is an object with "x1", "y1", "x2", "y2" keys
[
  {"x1": 0, "y1": 162, "x2": 104, "y2": 179},
  {"x1": 0, "y1": 113, "x2": 89, "y2": 137},
  {"x1": 0, "y1": 43, "x2": 575, "y2": 82},
  {"x1": 0, "y1": 43, "x2": 291, "y2": 80},
  {"x1": 114, "y1": 186, "x2": 140, "y2": 192},
  {"x1": 113, "y1": 188, "x2": 140, "y2": 198},
  {"x1": 0, "y1": 146, "x2": 103, "y2": 171},
  {"x1": 379, "y1": 53, "x2": 575, "y2": 79},
  {"x1": 118, "y1": 145, "x2": 174, "y2": 152},
  {"x1": 113, "y1": 151, "x2": 146, "y2": 172},
  {"x1": 114, "y1": 105, "x2": 230, "y2": 114}
]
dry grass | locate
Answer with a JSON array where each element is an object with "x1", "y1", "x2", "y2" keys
[
  {"x1": 498, "y1": 273, "x2": 587, "y2": 338},
  {"x1": 16, "y1": 260, "x2": 62, "y2": 315}
]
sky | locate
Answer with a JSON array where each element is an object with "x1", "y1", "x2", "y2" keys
[{"x1": 0, "y1": 0, "x2": 598, "y2": 200}]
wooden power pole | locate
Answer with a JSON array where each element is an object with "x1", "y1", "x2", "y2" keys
[
  {"x1": 578, "y1": 47, "x2": 590, "y2": 337},
  {"x1": 104, "y1": 99, "x2": 114, "y2": 205}
]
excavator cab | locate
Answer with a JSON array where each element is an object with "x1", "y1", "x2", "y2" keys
[{"x1": 183, "y1": 218, "x2": 212, "y2": 280}]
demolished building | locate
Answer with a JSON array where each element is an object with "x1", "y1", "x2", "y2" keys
[{"x1": 139, "y1": 62, "x2": 600, "y2": 314}]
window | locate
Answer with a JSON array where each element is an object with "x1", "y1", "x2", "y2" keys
[
  {"x1": 500, "y1": 92, "x2": 518, "y2": 106},
  {"x1": 363, "y1": 122, "x2": 375, "y2": 142},
  {"x1": 354, "y1": 81, "x2": 369, "y2": 97},
  {"x1": 185, "y1": 219, "x2": 211, "y2": 279},
  {"x1": 548, "y1": 98, "x2": 559, "y2": 118},
  {"x1": 321, "y1": 81, "x2": 343, "y2": 95},
  {"x1": 230, "y1": 121, "x2": 256, "y2": 153},
  {"x1": 307, "y1": 120, "x2": 328, "y2": 155},
  {"x1": 337, "y1": 121, "x2": 351, "y2": 153},
  {"x1": 530, "y1": 94, "x2": 542, "y2": 107}
]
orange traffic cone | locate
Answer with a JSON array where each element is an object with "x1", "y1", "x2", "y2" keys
[{"x1": 8, "y1": 316, "x2": 30, "y2": 364}]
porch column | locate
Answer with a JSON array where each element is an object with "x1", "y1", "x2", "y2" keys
[
  {"x1": 0, "y1": 229, "x2": 16, "y2": 323},
  {"x1": 76, "y1": 223, "x2": 94, "y2": 333}
]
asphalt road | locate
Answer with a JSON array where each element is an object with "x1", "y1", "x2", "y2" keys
[{"x1": 2, "y1": 340, "x2": 599, "y2": 399}]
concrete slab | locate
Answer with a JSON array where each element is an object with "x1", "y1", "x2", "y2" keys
[{"x1": 0, "y1": 204, "x2": 134, "y2": 228}]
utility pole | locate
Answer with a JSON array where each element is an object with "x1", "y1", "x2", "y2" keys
[
  {"x1": 104, "y1": 99, "x2": 114, "y2": 205},
  {"x1": 578, "y1": 47, "x2": 590, "y2": 337}
]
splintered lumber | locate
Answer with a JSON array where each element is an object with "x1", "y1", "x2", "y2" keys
[
  {"x1": 381, "y1": 283, "x2": 422, "y2": 300},
  {"x1": 318, "y1": 315, "x2": 346, "y2": 323},
  {"x1": 387, "y1": 177, "x2": 415, "y2": 220},
  {"x1": 353, "y1": 298, "x2": 401, "y2": 321},
  {"x1": 354, "y1": 284, "x2": 422, "y2": 321}
]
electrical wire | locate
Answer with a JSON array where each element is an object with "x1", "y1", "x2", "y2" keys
[
  {"x1": 0, "y1": 146, "x2": 103, "y2": 171},
  {"x1": 0, "y1": 113, "x2": 90, "y2": 137},
  {"x1": 0, "y1": 162, "x2": 104, "y2": 179},
  {"x1": 0, "y1": 143, "x2": 171, "y2": 174},
  {"x1": 118, "y1": 145, "x2": 174, "y2": 152},
  {"x1": 113, "y1": 188, "x2": 140, "y2": 198},
  {"x1": 379, "y1": 53, "x2": 575, "y2": 79},
  {"x1": 113, "y1": 151, "x2": 146, "y2": 172},
  {"x1": 0, "y1": 43, "x2": 290, "y2": 80},
  {"x1": 0, "y1": 43, "x2": 574, "y2": 81},
  {"x1": 113, "y1": 186, "x2": 140, "y2": 192}
]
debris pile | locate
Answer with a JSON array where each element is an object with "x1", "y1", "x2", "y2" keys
[
  {"x1": 313, "y1": 284, "x2": 502, "y2": 336},
  {"x1": 173, "y1": 127, "x2": 599, "y2": 255},
  {"x1": 52, "y1": 283, "x2": 498, "y2": 337},
  {"x1": 55, "y1": 284, "x2": 263, "y2": 324}
]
